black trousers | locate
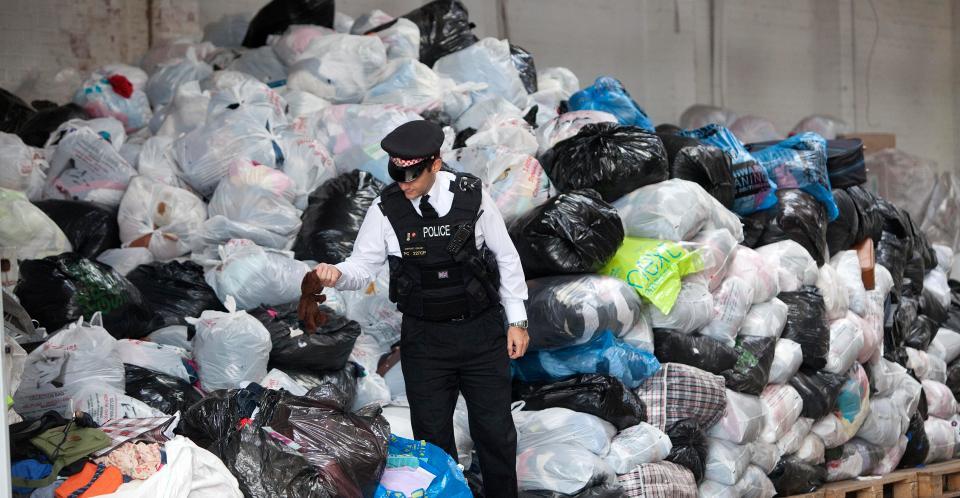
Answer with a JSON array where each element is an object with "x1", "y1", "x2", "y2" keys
[{"x1": 400, "y1": 306, "x2": 518, "y2": 498}]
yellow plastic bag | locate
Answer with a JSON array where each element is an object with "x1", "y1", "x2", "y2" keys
[{"x1": 601, "y1": 237, "x2": 704, "y2": 314}]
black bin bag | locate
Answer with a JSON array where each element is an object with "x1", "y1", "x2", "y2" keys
[
  {"x1": 0, "y1": 87, "x2": 34, "y2": 133},
  {"x1": 510, "y1": 44, "x2": 538, "y2": 94},
  {"x1": 14, "y1": 253, "x2": 153, "y2": 339},
  {"x1": 242, "y1": 0, "x2": 335, "y2": 48},
  {"x1": 746, "y1": 189, "x2": 830, "y2": 265},
  {"x1": 126, "y1": 261, "x2": 225, "y2": 330},
  {"x1": 540, "y1": 122, "x2": 669, "y2": 203},
  {"x1": 16, "y1": 103, "x2": 87, "y2": 147},
  {"x1": 658, "y1": 133, "x2": 735, "y2": 209},
  {"x1": 898, "y1": 413, "x2": 930, "y2": 469},
  {"x1": 877, "y1": 230, "x2": 909, "y2": 294},
  {"x1": 664, "y1": 419, "x2": 708, "y2": 483},
  {"x1": 721, "y1": 335, "x2": 776, "y2": 396},
  {"x1": 768, "y1": 455, "x2": 826, "y2": 495},
  {"x1": 653, "y1": 330, "x2": 738, "y2": 375},
  {"x1": 250, "y1": 302, "x2": 361, "y2": 373},
  {"x1": 293, "y1": 170, "x2": 385, "y2": 264},
  {"x1": 845, "y1": 185, "x2": 884, "y2": 243},
  {"x1": 825, "y1": 139, "x2": 866, "y2": 188},
  {"x1": 33, "y1": 200, "x2": 120, "y2": 258},
  {"x1": 508, "y1": 189, "x2": 624, "y2": 278},
  {"x1": 125, "y1": 363, "x2": 202, "y2": 415},
  {"x1": 279, "y1": 365, "x2": 361, "y2": 413},
  {"x1": 826, "y1": 188, "x2": 860, "y2": 255},
  {"x1": 904, "y1": 315, "x2": 938, "y2": 350},
  {"x1": 389, "y1": 0, "x2": 478, "y2": 66},
  {"x1": 513, "y1": 373, "x2": 645, "y2": 430},
  {"x1": 884, "y1": 295, "x2": 918, "y2": 363},
  {"x1": 778, "y1": 286, "x2": 830, "y2": 371},
  {"x1": 179, "y1": 385, "x2": 269, "y2": 453},
  {"x1": 946, "y1": 359, "x2": 960, "y2": 404},
  {"x1": 789, "y1": 369, "x2": 846, "y2": 420},
  {"x1": 920, "y1": 287, "x2": 949, "y2": 328}
]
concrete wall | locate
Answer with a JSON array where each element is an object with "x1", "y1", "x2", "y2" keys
[{"x1": 0, "y1": 0, "x2": 957, "y2": 171}]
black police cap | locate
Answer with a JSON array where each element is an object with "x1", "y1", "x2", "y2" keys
[{"x1": 380, "y1": 120, "x2": 445, "y2": 160}]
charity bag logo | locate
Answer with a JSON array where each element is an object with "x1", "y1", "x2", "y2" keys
[
  {"x1": 624, "y1": 242, "x2": 686, "y2": 293},
  {"x1": 422, "y1": 224, "x2": 451, "y2": 238}
]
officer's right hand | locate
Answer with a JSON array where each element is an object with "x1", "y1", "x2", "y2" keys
[{"x1": 314, "y1": 263, "x2": 342, "y2": 287}]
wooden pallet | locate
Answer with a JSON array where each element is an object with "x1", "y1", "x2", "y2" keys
[
  {"x1": 815, "y1": 469, "x2": 918, "y2": 498},
  {"x1": 918, "y1": 460, "x2": 960, "y2": 498}
]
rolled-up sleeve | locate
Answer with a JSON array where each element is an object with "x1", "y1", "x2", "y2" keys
[
  {"x1": 476, "y1": 191, "x2": 528, "y2": 323},
  {"x1": 333, "y1": 200, "x2": 388, "y2": 291}
]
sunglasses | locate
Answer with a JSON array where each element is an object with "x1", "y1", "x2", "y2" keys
[{"x1": 387, "y1": 156, "x2": 436, "y2": 183}]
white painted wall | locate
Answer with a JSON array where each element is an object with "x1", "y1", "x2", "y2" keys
[{"x1": 0, "y1": 0, "x2": 957, "y2": 171}]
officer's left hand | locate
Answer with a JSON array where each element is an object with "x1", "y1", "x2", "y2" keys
[{"x1": 507, "y1": 326, "x2": 529, "y2": 359}]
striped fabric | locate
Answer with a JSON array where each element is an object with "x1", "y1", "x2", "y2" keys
[
  {"x1": 618, "y1": 461, "x2": 698, "y2": 498},
  {"x1": 635, "y1": 362, "x2": 727, "y2": 432}
]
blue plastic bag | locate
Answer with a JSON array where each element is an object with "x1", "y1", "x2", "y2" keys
[
  {"x1": 511, "y1": 331, "x2": 661, "y2": 389},
  {"x1": 679, "y1": 124, "x2": 777, "y2": 215},
  {"x1": 374, "y1": 435, "x2": 473, "y2": 498},
  {"x1": 749, "y1": 132, "x2": 838, "y2": 221},
  {"x1": 568, "y1": 76, "x2": 654, "y2": 131}
]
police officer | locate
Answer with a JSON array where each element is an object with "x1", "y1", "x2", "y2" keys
[{"x1": 312, "y1": 120, "x2": 529, "y2": 497}]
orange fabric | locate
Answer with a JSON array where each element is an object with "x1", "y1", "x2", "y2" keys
[{"x1": 55, "y1": 462, "x2": 123, "y2": 498}]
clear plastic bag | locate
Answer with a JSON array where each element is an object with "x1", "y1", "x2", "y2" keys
[
  {"x1": 277, "y1": 131, "x2": 337, "y2": 209},
  {"x1": 796, "y1": 434, "x2": 825, "y2": 465},
  {"x1": 929, "y1": 327, "x2": 960, "y2": 364},
  {"x1": 704, "y1": 438, "x2": 752, "y2": 486},
  {"x1": 811, "y1": 363, "x2": 870, "y2": 448},
  {"x1": 188, "y1": 296, "x2": 272, "y2": 390},
  {"x1": 816, "y1": 263, "x2": 849, "y2": 321},
  {"x1": 201, "y1": 239, "x2": 311, "y2": 310},
  {"x1": 363, "y1": 58, "x2": 476, "y2": 120},
  {"x1": 443, "y1": 146, "x2": 552, "y2": 222},
  {"x1": 830, "y1": 250, "x2": 867, "y2": 315},
  {"x1": 285, "y1": 34, "x2": 387, "y2": 103},
  {"x1": 707, "y1": 390, "x2": 764, "y2": 444},
  {"x1": 340, "y1": 267, "x2": 401, "y2": 351},
  {"x1": 858, "y1": 296, "x2": 883, "y2": 363},
  {"x1": 791, "y1": 115, "x2": 848, "y2": 140},
  {"x1": 767, "y1": 338, "x2": 803, "y2": 384},
  {"x1": 604, "y1": 422, "x2": 672, "y2": 473},
  {"x1": 740, "y1": 298, "x2": 788, "y2": 339},
  {"x1": 825, "y1": 439, "x2": 883, "y2": 481},
  {"x1": 465, "y1": 114, "x2": 539, "y2": 156},
  {"x1": 728, "y1": 246, "x2": 780, "y2": 304},
  {"x1": 536, "y1": 110, "x2": 618, "y2": 156},
  {"x1": 613, "y1": 178, "x2": 743, "y2": 242},
  {"x1": 74, "y1": 65, "x2": 153, "y2": 132},
  {"x1": 96, "y1": 247, "x2": 155, "y2": 276},
  {"x1": 198, "y1": 160, "x2": 303, "y2": 251},
  {"x1": 872, "y1": 434, "x2": 908, "y2": 475},
  {"x1": 824, "y1": 314, "x2": 864, "y2": 374},
  {"x1": 206, "y1": 76, "x2": 288, "y2": 130},
  {"x1": 759, "y1": 384, "x2": 803, "y2": 444},
  {"x1": 529, "y1": 67, "x2": 579, "y2": 127},
  {"x1": 0, "y1": 188, "x2": 71, "y2": 262},
  {"x1": 730, "y1": 115, "x2": 781, "y2": 144},
  {"x1": 701, "y1": 276, "x2": 754, "y2": 346},
  {"x1": 922, "y1": 380, "x2": 958, "y2": 419},
  {"x1": 748, "y1": 442, "x2": 779, "y2": 474},
  {"x1": 857, "y1": 396, "x2": 908, "y2": 448},
  {"x1": 514, "y1": 406, "x2": 617, "y2": 456},
  {"x1": 647, "y1": 276, "x2": 714, "y2": 334},
  {"x1": 146, "y1": 47, "x2": 214, "y2": 108},
  {"x1": 0, "y1": 132, "x2": 47, "y2": 200},
  {"x1": 434, "y1": 37, "x2": 530, "y2": 110},
  {"x1": 924, "y1": 417, "x2": 957, "y2": 464},
  {"x1": 692, "y1": 229, "x2": 739, "y2": 292},
  {"x1": 228, "y1": 46, "x2": 288, "y2": 85},
  {"x1": 153, "y1": 81, "x2": 210, "y2": 138},
  {"x1": 117, "y1": 175, "x2": 207, "y2": 260},
  {"x1": 867, "y1": 149, "x2": 937, "y2": 223},
  {"x1": 736, "y1": 465, "x2": 777, "y2": 498},
  {"x1": 516, "y1": 443, "x2": 616, "y2": 495},
  {"x1": 43, "y1": 125, "x2": 137, "y2": 205},
  {"x1": 370, "y1": 17, "x2": 420, "y2": 60},
  {"x1": 755, "y1": 240, "x2": 820, "y2": 293},
  {"x1": 116, "y1": 339, "x2": 190, "y2": 382},
  {"x1": 776, "y1": 417, "x2": 813, "y2": 456},
  {"x1": 679, "y1": 104, "x2": 738, "y2": 130},
  {"x1": 15, "y1": 313, "x2": 124, "y2": 398}
]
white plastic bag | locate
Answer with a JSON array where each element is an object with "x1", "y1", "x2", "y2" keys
[
  {"x1": 925, "y1": 417, "x2": 957, "y2": 464},
  {"x1": 118, "y1": 175, "x2": 207, "y2": 260},
  {"x1": 434, "y1": 37, "x2": 530, "y2": 110},
  {"x1": 707, "y1": 390, "x2": 764, "y2": 444},
  {"x1": 43, "y1": 126, "x2": 137, "y2": 205},
  {"x1": 0, "y1": 188, "x2": 71, "y2": 261},
  {"x1": 0, "y1": 132, "x2": 47, "y2": 199},
  {"x1": 349, "y1": 9, "x2": 393, "y2": 35},
  {"x1": 372, "y1": 17, "x2": 420, "y2": 59},
  {"x1": 514, "y1": 407, "x2": 616, "y2": 455},
  {"x1": 825, "y1": 438, "x2": 883, "y2": 481},
  {"x1": 857, "y1": 300, "x2": 883, "y2": 363},
  {"x1": 930, "y1": 328, "x2": 960, "y2": 364},
  {"x1": 613, "y1": 179, "x2": 743, "y2": 242},
  {"x1": 736, "y1": 465, "x2": 777, "y2": 498},
  {"x1": 755, "y1": 240, "x2": 819, "y2": 293},
  {"x1": 871, "y1": 435, "x2": 908, "y2": 475},
  {"x1": 146, "y1": 47, "x2": 214, "y2": 108},
  {"x1": 704, "y1": 438, "x2": 752, "y2": 486},
  {"x1": 536, "y1": 110, "x2": 617, "y2": 156},
  {"x1": 924, "y1": 352, "x2": 948, "y2": 384},
  {"x1": 135, "y1": 136, "x2": 184, "y2": 187},
  {"x1": 604, "y1": 422, "x2": 672, "y2": 473},
  {"x1": 153, "y1": 81, "x2": 211, "y2": 138},
  {"x1": 700, "y1": 276, "x2": 754, "y2": 346},
  {"x1": 727, "y1": 246, "x2": 780, "y2": 304},
  {"x1": 748, "y1": 443, "x2": 779, "y2": 474},
  {"x1": 925, "y1": 269, "x2": 952, "y2": 310},
  {"x1": 116, "y1": 339, "x2": 190, "y2": 382},
  {"x1": 856, "y1": 396, "x2": 907, "y2": 448},
  {"x1": 923, "y1": 380, "x2": 958, "y2": 419},
  {"x1": 816, "y1": 263, "x2": 849, "y2": 320},
  {"x1": 796, "y1": 434, "x2": 826, "y2": 465},
  {"x1": 934, "y1": 244, "x2": 955, "y2": 274},
  {"x1": 442, "y1": 146, "x2": 552, "y2": 221},
  {"x1": 228, "y1": 46, "x2": 288, "y2": 85},
  {"x1": 147, "y1": 325, "x2": 192, "y2": 352},
  {"x1": 96, "y1": 248, "x2": 155, "y2": 276},
  {"x1": 739, "y1": 298, "x2": 788, "y2": 339},
  {"x1": 259, "y1": 368, "x2": 308, "y2": 396},
  {"x1": 874, "y1": 264, "x2": 895, "y2": 300},
  {"x1": 202, "y1": 240, "x2": 310, "y2": 310},
  {"x1": 466, "y1": 114, "x2": 539, "y2": 155},
  {"x1": 830, "y1": 250, "x2": 867, "y2": 315},
  {"x1": 353, "y1": 372, "x2": 391, "y2": 410},
  {"x1": 286, "y1": 34, "x2": 387, "y2": 103},
  {"x1": 15, "y1": 313, "x2": 124, "y2": 398},
  {"x1": 729, "y1": 116, "x2": 781, "y2": 144},
  {"x1": 362, "y1": 58, "x2": 478, "y2": 121},
  {"x1": 188, "y1": 296, "x2": 272, "y2": 390},
  {"x1": 198, "y1": 161, "x2": 302, "y2": 251},
  {"x1": 516, "y1": 443, "x2": 616, "y2": 494},
  {"x1": 74, "y1": 65, "x2": 153, "y2": 132},
  {"x1": 692, "y1": 229, "x2": 740, "y2": 292},
  {"x1": 698, "y1": 480, "x2": 737, "y2": 498},
  {"x1": 340, "y1": 267, "x2": 401, "y2": 350},
  {"x1": 278, "y1": 132, "x2": 338, "y2": 209},
  {"x1": 776, "y1": 417, "x2": 813, "y2": 456},
  {"x1": 768, "y1": 338, "x2": 803, "y2": 384},
  {"x1": 206, "y1": 77, "x2": 288, "y2": 130},
  {"x1": 71, "y1": 387, "x2": 165, "y2": 424},
  {"x1": 454, "y1": 96, "x2": 523, "y2": 132},
  {"x1": 759, "y1": 384, "x2": 803, "y2": 444},
  {"x1": 271, "y1": 25, "x2": 335, "y2": 65},
  {"x1": 824, "y1": 314, "x2": 864, "y2": 374},
  {"x1": 648, "y1": 276, "x2": 714, "y2": 334}
]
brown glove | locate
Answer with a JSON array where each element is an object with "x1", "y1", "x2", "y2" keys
[{"x1": 297, "y1": 270, "x2": 328, "y2": 333}]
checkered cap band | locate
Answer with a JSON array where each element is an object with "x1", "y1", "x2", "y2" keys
[{"x1": 390, "y1": 155, "x2": 432, "y2": 167}]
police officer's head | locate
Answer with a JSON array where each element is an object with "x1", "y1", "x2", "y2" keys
[{"x1": 381, "y1": 120, "x2": 445, "y2": 200}]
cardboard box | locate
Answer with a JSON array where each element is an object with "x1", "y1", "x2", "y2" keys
[{"x1": 837, "y1": 132, "x2": 895, "y2": 154}]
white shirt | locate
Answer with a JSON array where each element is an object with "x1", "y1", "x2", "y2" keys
[{"x1": 334, "y1": 171, "x2": 528, "y2": 323}]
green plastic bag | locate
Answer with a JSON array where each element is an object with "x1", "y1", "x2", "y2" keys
[{"x1": 601, "y1": 237, "x2": 704, "y2": 314}]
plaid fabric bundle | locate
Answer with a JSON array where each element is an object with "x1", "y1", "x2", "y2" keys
[
  {"x1": 618, "y1": 461, "x2": 698, "y2": 498},
  {"x1": 92, "y1": 416, "x2": 177, "y2": 457},
  {"x1": 635, "y1": 362, "x2": 727, "y2": 432}
]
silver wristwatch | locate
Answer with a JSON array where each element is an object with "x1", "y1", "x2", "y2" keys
[{"x1": 509, "y1": 320, "x2": 528, "y2": 329}]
